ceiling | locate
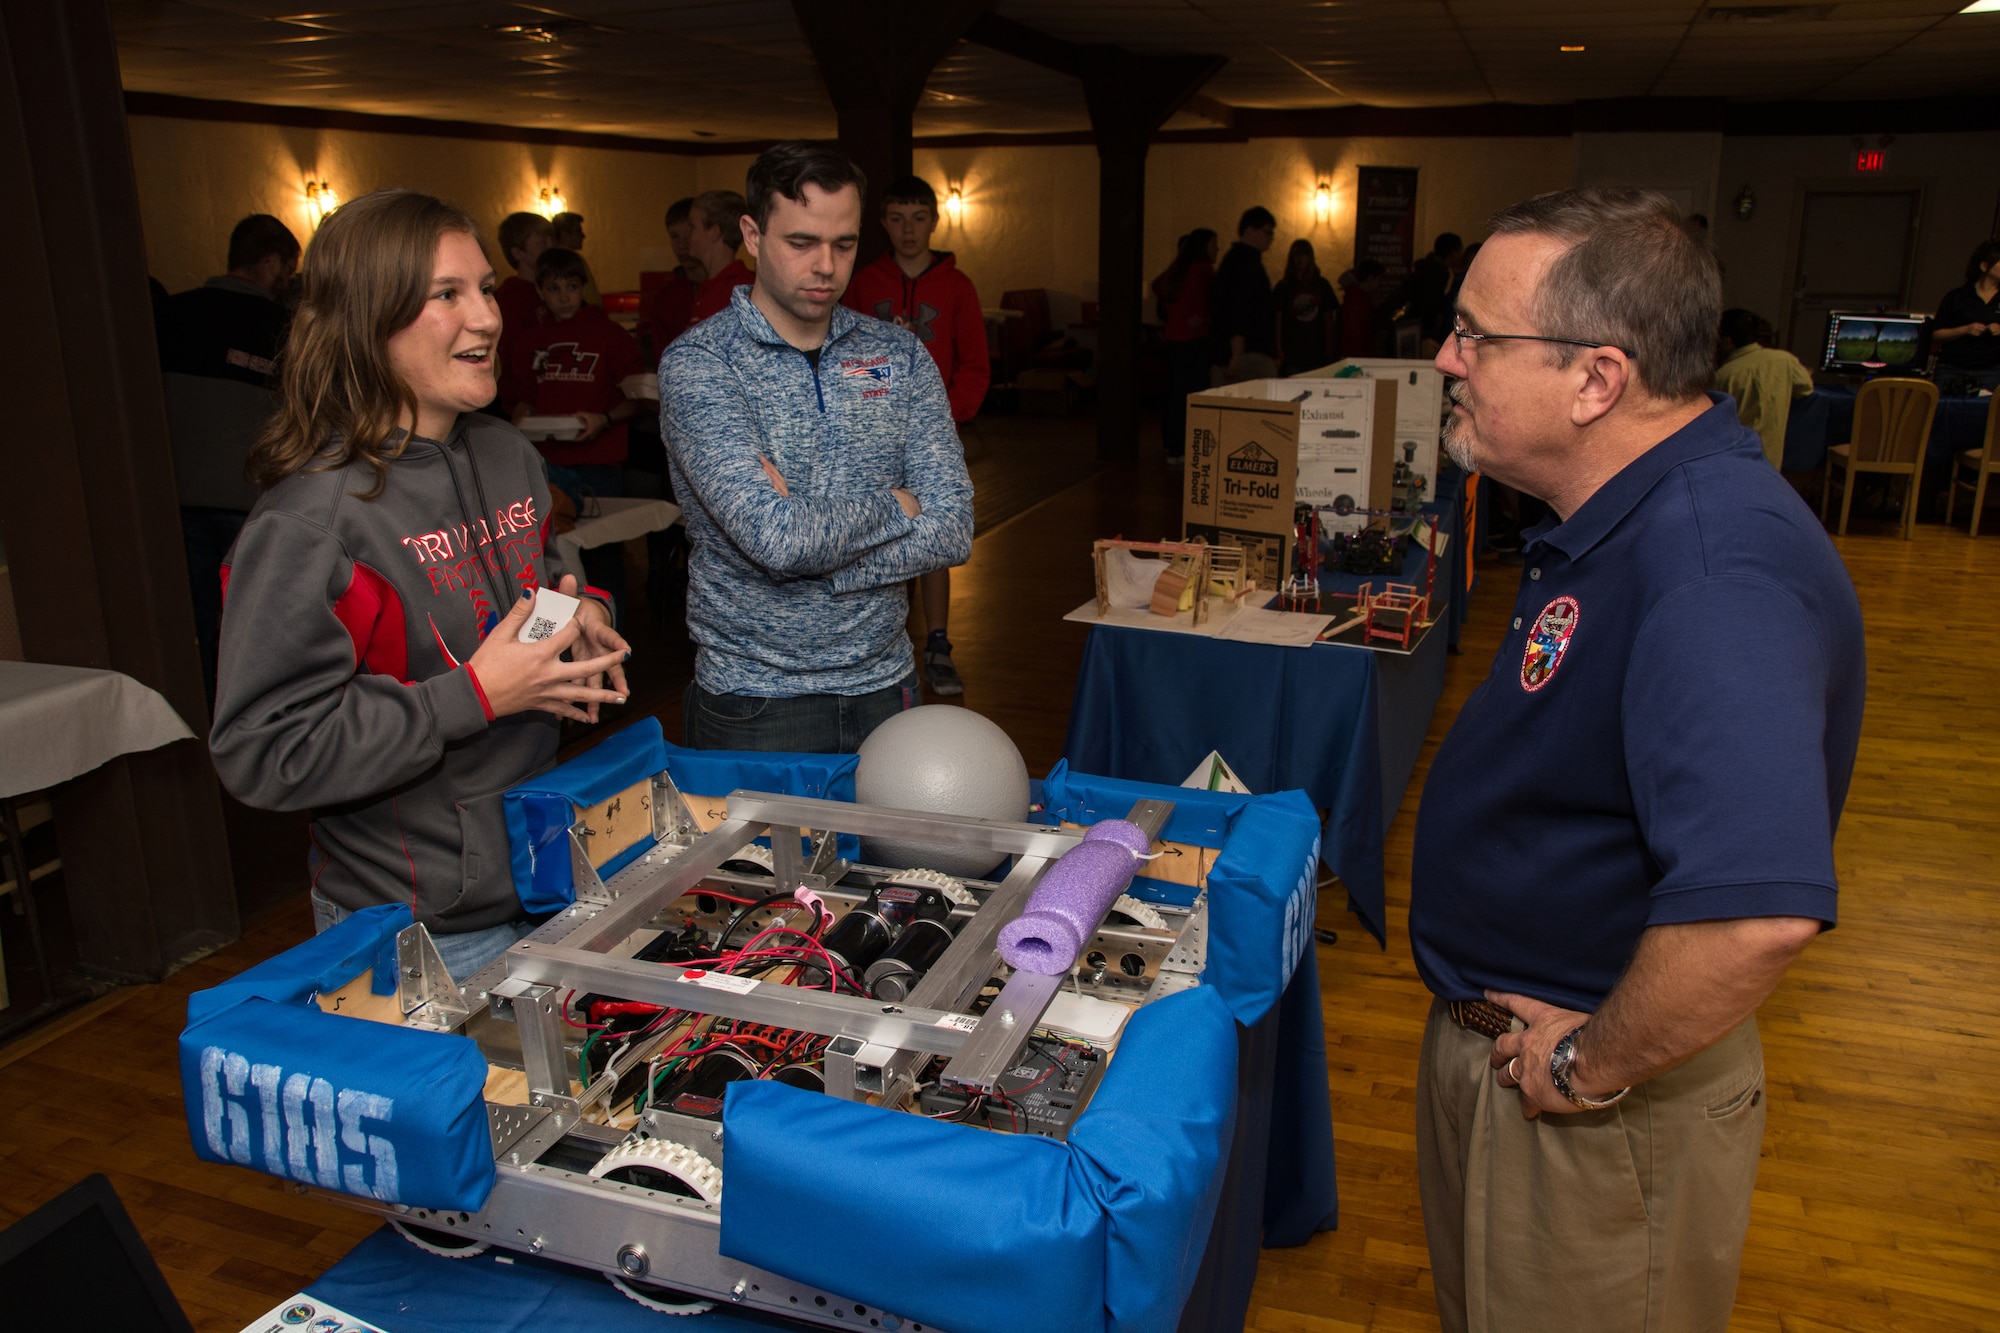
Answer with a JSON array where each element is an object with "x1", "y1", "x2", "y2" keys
[{"x1": 111, "y1": 1, "x2": 2000, "y2": 143}]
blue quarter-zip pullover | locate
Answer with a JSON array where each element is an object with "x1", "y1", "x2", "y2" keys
[{"x1": 661, "y1": 285, "x2": 974, "y2": 697}]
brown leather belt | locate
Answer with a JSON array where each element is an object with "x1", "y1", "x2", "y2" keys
[{"x1": 1447, "y1": 998, "x2": 1516, "y2": 1040}]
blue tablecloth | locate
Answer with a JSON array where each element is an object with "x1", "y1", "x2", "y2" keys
[{"x1": 1783, "y1": 385, "x2": 1991, "y2": 480}]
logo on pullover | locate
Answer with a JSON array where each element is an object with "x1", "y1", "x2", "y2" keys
[
  {"x1": 531, "y1": 342, "x2": 600, "y2": 382},
  {"x1": 841, "y1": 355, "x2": 892, "y2": 399},
  {"x1": 397, "y1": 495, "x2": 547, "y2": 634}
]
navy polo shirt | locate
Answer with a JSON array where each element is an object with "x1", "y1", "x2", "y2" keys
[{"x1": 1410, "y1": 396, "x2": 1865, "y2": 1012}]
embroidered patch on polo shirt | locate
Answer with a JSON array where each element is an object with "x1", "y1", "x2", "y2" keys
[{"x1": 1521, "y1": 595, "x2": 1580, "y2": 692}]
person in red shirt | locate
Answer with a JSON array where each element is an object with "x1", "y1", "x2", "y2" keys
[
  {"x1": 508, "y1": 247, "x2": 646, "y2": 610},
  {"x1": 1152, "y1": 227, "x2": 1218, "y2": 467},
  {"x1": 494, "y1": 211, "x2": 553, "y2": 387},
  {"x1": 638, "y1": 196, "x2": 705, "y2": 358},
  {"x1": 506, "y1": 247, "x2": 644, "y2": 480},
  {"x1": 1335, "y1": 258, "x2": 1384, "y2": 358},
  {"x1": 685, "y1": 189, "x2": 754, "y2": 328},
  {"x1": 841, "y1": 175, "x2": 989, "y2": 697}
]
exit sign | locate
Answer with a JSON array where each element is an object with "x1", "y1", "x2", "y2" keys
[{"x1": 1854, "y1": 147, "x2": 1889, "y2": 173}]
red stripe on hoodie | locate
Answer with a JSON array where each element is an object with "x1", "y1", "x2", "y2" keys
[{"x1": 331, "y1": 561, "x2": 411, "y2": 681}]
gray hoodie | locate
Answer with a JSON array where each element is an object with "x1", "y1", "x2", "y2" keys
[{"x1": 210, "y1": 416, "x2": 579, "y2": 933}]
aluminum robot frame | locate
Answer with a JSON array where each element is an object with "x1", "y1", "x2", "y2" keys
[{"x1": 308, "y1": 774, "x2": 1206, "y2": 1327}]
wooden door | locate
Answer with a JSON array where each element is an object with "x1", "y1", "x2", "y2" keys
[{"x1": 1785, "y1": 188, "x2": 1923, "y2": 366}]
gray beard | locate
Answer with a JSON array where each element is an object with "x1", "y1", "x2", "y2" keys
[{"x1": 1442, "y1": 391, "x2": 1477, "y2": 473}]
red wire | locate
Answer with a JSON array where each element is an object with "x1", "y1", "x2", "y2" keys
[{"x1": 558, "y1": 989, "x2": 608, "y2": 1031}]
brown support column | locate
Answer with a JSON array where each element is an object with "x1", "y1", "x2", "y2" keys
[
  {"x1": 1083, "y1": 51, "x2": 1223, "y2": 463},
  {"x1": 0, "y1": 1, "x2": 237, "y2": 980},
  {"x1": 792, "y1": 0, "x2": 992, "y2": 266},
  {"x1": 967, "y1": 15, "x2": 1222, "y2": 463}
]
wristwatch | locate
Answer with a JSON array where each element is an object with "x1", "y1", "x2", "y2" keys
[{"x1": 1549, "y1": 1025, "x2": 1629, "y2": 1110}]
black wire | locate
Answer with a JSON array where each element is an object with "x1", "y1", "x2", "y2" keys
[{"x1": 716, "y1": 890, "x2": 801, "y2": 950}]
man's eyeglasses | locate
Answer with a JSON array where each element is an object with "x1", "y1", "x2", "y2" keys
[{"x1": 1450, "y1": 320, "x2": 1634, "y2": 358}]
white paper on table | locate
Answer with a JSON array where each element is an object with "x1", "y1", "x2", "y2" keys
[
  {"x1": 1212, "y1": 606, "x2": 1335, "y2": 648},
  {"x1": 1405, "y1": 519, "x2": 1450, "y2": 558},
  {"x1": 619, "y1": 372, "x2": 661, "y2": 401},
  {"x1": 1062, "y1": 596, "x2": 1241, "y2": 639},
  {"x1": 236, "y1": 1292, "x2": 386, "y2": 1333}
]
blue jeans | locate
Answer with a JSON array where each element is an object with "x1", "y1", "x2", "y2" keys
[
  {"x1": 311, "y1": 888, "x2": 538, "y2": 981},
  {"x1": 682, "y1": 672, "x2": 919, "y2": 753}
]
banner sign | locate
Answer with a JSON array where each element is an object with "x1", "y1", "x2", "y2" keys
[{"x1": 1354, "y1": 166, "x2": 1419, "y2": 288}]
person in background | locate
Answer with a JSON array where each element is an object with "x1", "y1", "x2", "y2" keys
[
  {"x1": 495, "y1": 211, "x2": 554, "y2": 376},
  {"x1": 1212, "y1": 205, "x2": 1279, "y2": 382},
  {"x1": 842, "y1": 174, "x2": 989, "y2": 698},
  {"x1": 639, "y1": 197, "x2": 706, "y2": 355},
  {"x1": 210, "y1": 189, "x2": 629, "y2": 981},
  {"x1": 1152, "y1": 227, "x2": 1218, "y2": 467},
  {"x1": 661, "y1": 142, "x2": 971, "y2": 753},
  {"x1": 1931, "y1": 239, "x2": 2000, "y2": 393},
  {"x1": 549, "y1": 211, "x2": 601, "y2": 306},
  {"x1": 685, "y1": 190, "x2": 755, "y2": 327},
  {"x1": 507, "y1": 246, "x2": 646, "y2": 610},
  {"x1": 1715, "y1": 306, "x2": 1814, "y2": 468},
  {"x1": 157, "y1": 213, "x2": 301, "y2": 707},
  {"x1": 1335, "y1": 258, "x2": 1385, "y2": 358},
  {"x1": 1395, "y1": 231, "x2": 1463, "y2": 349},
  {"x1": 1274, "y1": 238, "x2": 1338, "y2": 377},
  {"x1": 507, "y1": 248, "x2": 644, "y2": 493}
]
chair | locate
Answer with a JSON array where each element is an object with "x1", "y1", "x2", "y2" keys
[
  {"x1": 1821, "y1": 376, "x2": 1938, "y2": 539},
  {"x1": 1944, "y1": 396, "x2": 2000, "y2": 537}
]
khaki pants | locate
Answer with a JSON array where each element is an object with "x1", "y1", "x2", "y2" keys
[{"x1": 1417, "y1": 999, "x2": 1766, "y2": 1332}]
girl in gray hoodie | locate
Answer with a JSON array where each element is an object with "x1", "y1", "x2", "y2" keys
[{"x1": 209, "y1": 190, "x2": 630, "y2": 979}]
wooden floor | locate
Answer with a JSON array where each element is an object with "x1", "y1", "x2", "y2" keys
[{"x1": 2, "y1": 416, "x2": 1996, "y2": 1331}]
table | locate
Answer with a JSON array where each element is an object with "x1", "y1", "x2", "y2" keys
[
  {"x1": 1783, "y1": 387, "x2": 1991, "y2": 517},
  {"x1": 0, "y1": 662, "x2": 194, "y2": 1014},
  {"x1": 551, "y1": 496, "x2": 680, "y2": 584},
  {"x1": 1062, "y1": 470, "x2": 1471, "y2": 945}
]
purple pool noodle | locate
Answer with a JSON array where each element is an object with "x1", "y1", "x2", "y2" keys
[
  {"x1": 1084, "y1": 818, "x2": 1152, "y2": 857},
  {"x1": 996, "y1": 821, "x2": 1151, "y2": 975}
]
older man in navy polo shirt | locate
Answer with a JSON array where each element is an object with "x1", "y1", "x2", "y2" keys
[{"x1": 1410, "y1": 188, "x2": 1865, "y2": 1332}]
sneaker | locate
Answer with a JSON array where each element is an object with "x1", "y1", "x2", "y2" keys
[{"x1": 924, "y1": 645, "x2": 965, "y2": 696}]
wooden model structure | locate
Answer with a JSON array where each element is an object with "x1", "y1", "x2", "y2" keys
[
  {"x1": 1091, "y1": 537, "x2": 1256, "y2": 627},
  {"x1": 1355, "y1": 581, "x2": 1431, "y2": 649}
]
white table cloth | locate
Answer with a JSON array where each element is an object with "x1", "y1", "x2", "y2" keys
[
  {"x1": 0, "y1": 662, "x2": 196, "y2": 799},
  {"x1": 552, "y1": 497, "x2": 681, "y2": 582}
]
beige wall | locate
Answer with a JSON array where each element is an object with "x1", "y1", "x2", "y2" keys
[
  {"x1": 908, "y1": 137, "x2": 1572, "y2": 319},
  {"x1": 127, "y1": 111, "x2": 2000, "y2": 350},
  {"x1": 1711, "y1": 133, "x2": 2000, "y2": 343},
  {"x1": 127, "y1": 114, "x2": 696, "y2": 295}
]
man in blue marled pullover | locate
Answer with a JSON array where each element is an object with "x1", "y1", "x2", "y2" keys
[{"x1": 661, "y1": 142, "x2": 974, "y2": 753}]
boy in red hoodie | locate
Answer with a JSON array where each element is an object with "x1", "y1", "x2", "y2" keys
[
  {"x1": 842, "y1": 175, "x2": 989, "y2": 696},
  {"x1": 507, "y1": 247, "x2": 644, "y2": 483}
]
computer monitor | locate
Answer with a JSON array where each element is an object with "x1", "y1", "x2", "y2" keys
[
  {"x1": 0, "y1": 1173, "x2": 194, "y2": 1330},
  {"x1": 1821, "y1": 311, "x2": 1931, "y2": 374}
]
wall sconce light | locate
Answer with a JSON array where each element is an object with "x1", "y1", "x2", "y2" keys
[
  {"x1": 538, "y1": 184, "x2": 566, "y2": 219},
  {"x1": 1314, "y1": 181, "x2": 1332, "y2": 223},
  {"x1": 944, "y1": 187, "x2": 963, "y2": 224},
  {"x1": 305, "y1": 179, "x2": 339, "y2": 225},
  {"x1": 1733, "y1": 185, "x2": 1756, "y2": 222}
]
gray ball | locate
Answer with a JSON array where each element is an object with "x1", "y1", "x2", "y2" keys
[{"x1": 855, "y1": 706, "x2": 1031, "y2": 878}]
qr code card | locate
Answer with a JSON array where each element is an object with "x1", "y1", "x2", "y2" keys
[{"x1": 518, "y1": 585, "x2": 581, "y2": 644}]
